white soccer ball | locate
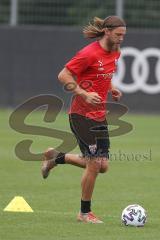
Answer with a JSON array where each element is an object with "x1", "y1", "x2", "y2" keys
[{"x1": 121, "y1": 204, "x2": 147, "y2": 227}]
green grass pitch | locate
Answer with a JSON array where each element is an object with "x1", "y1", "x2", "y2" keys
[{"x1": 0, "y1": 109, "x2": 159, "y2": 240}]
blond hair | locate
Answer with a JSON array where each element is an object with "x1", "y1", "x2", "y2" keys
[{"x1": 83, "y1": 16, "x2": 126, "y2": 39}]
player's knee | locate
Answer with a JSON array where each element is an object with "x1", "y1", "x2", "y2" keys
[
  {"x1": 44, "y1": 147, "x2": 54, "y2": 159},
  {"x1": 87, "y1": 158, "x2": 101, "y2": 174},
  {"x1": 100, "y1": 165, "x2": 108, "y2": 173},
  {"x1": 100, "y1": 159, "x2": 109, "y2": 173}
]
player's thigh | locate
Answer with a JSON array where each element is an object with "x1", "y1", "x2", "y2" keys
[{"x1": 69, "y1": 113, "x2": 110, "y2": 158}]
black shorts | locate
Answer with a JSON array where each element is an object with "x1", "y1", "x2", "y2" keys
[{"x1": 69, "y1": 113, "x2": 110, "y2": 158}]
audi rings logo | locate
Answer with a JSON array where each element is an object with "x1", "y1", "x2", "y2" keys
[{"x1": 113, "y1": 47, "x2": 160, "y2": 94}]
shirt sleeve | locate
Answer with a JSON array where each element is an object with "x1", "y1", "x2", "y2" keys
[
  {"x1": 65, "y1": 49, "x2": 90, "y2": 76},
  {"x1": 117, "y1": 50, "x2": 121, "y2": 59}
]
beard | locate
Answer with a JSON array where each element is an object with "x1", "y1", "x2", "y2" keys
[{"x1": 107, "y1": 39, "x2": 120, "y2": 51}]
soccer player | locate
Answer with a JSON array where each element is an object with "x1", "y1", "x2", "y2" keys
[{"x1": 41, "y1": 15, "x2": 126, "y2": 223}]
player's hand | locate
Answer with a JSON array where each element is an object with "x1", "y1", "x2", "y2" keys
[
  {"x1": 111, "y1": 88, "x2": 122, "y2": 101},
  {"x1": 83, "y1": 92, "x2": 102, "y2": 105}
]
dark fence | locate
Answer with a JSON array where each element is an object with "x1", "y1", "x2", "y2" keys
[
  {"x1": 0, "y1": 26, "x2": 159, "y2": 113},
  {"x1": 1, "y1": 0, "x2": 160, "y2": 29}
]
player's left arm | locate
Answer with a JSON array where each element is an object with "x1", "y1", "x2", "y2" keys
[
  {"x1": 110, "y1": 48, "x2": 122, "y2": 101},
  {"x1": 110, "y1": 83, "x2": 122, "y2": 102}
]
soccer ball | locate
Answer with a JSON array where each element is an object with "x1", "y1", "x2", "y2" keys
[{"x1": 121, "y1": 204, "x2": 147, "y2": 227}]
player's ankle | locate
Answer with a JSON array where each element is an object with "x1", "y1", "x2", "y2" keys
[
  {"x1": 55, "y1": 152, "x2": 66, "y2": 164},
  {"x1": 81, "y1": 199, "x2": 91, "y2": 213}
]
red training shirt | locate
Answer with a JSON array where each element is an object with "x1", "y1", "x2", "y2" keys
[{"x1": 65, "y1": 41, "x2": 120, "y2": 121}]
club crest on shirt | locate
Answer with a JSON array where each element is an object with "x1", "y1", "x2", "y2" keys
[
  {"x1": 98, "y1": 60, "x2": 104, "y2": 71},
  {"x1": 89, "y1": 144, "x2": 97, "y2": 154}
]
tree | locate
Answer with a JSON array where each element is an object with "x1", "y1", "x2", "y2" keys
[{"x1": 0, "y1": 0, "x2": 10, "y2": 24}]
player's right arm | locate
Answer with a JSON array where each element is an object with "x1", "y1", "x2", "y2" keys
[{"x1": 58, "y1": 67, "x2": 102, "y2": 105}]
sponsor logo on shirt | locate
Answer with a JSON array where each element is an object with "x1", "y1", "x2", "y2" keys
[
  {"x1": 97, "y1": 72, "x2": 114, "y2": 79},
  {"x1": 98, "y1": 60, "x2": 105, "y2": 71},
  {"x1": 97, "y1": 57, "x2": 117, "y2": 79}
]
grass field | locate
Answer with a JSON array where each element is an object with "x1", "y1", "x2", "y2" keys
[{"x1": 0, "y1": 109, "x2": 159, "y2": 240}]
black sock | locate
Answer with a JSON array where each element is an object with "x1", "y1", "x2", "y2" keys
[
  {"x1": 55, "y1": 152, "x2": 66, "y2": 164},
  {"x1": 81, "y1": 200, "x2": 91, "y2": 213}
]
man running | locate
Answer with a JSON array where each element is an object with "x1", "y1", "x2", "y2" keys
[{"x1": 41, "y1": 15, "x2": 126, "y2": 223}]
